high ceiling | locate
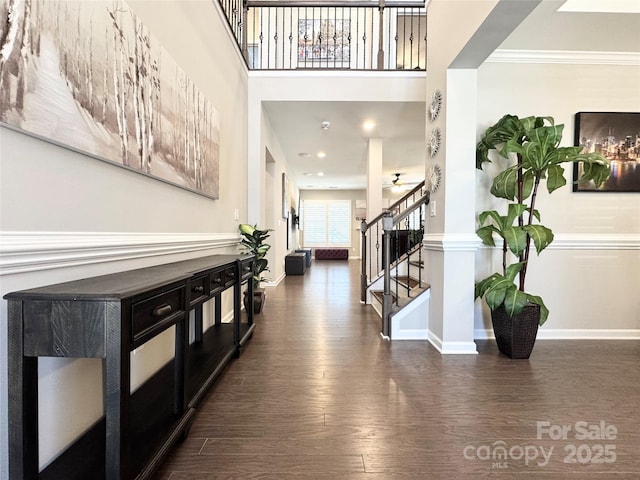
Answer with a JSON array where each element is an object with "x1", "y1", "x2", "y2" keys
[{"x1": 261, "y1": 0, "x2": 640, "y2": 192}]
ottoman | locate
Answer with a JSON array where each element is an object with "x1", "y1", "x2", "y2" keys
[
  {"x1": 285, "y1": 252, "x2": 306, "y2": 275},
  {"x1": 295, "y1": 248, "x2": 312, "y2": 267}
]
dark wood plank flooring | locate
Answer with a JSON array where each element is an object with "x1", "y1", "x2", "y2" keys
[{"x1": 153, "y1": 260, "x2": 640, "y2": 479}]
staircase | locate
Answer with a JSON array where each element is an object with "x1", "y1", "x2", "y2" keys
[{"x1": 360, "y1": 183, "x2": 430, "y2": 339}]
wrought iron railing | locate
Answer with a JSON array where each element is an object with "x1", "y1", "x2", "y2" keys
[
  {"x1": 360, "y1": 182, "x2": 429, "y2": 336},
  {"x1": 219, "y1": 0, "x2": 427, "y2": 71}
]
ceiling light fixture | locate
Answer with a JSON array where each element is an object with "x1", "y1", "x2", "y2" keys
[
  {"x1": 317, "y1": 151, "x2": 326, "y2": 158},
  {"x1": 317, "y1": 172, "x2": 324, "y2": 176},
  {"x1": 363, "y1": 120, "x2": 376, "y2": 131},
  {"x1": 298, "y1": 152, "x2": 311, "y2": 158},
  {"x1": 321, "y1": 121, "x2": 330, "y2": 130},
  {"x1": 391, "y1": 173, "x2": 408, "y2": 193}
]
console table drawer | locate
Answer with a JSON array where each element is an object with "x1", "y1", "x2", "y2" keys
[
  {"x1": 240, "y1": 260, "x2": 253, "y2": 281},
  {"x1": 209, "y1": 269, "x2": 224, "y2": 294},
  {"x1": 223, "y1": 266, "x2": 236, "y2": 287},
  {"x1": 189, "y1": 275, "x2": 209, "y2": 307},
  {"x1": 131, "y1": 285, "x2": 185, "y2": 344}
]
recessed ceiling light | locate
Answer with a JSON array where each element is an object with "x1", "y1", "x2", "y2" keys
[
  {"x1": 317, "y1": 151, "x2": 326, "y2": 158},
  {"x1": 298, "y1": 152, "x2": 311, "y2": 158},
  {"x1": 363, "y1": 120, "x2": 376, "y2": 131},
  {"x1": 304, "y1": 173, "x2": 314, "y2": 176},
  {"x1": 317, "y1": 172, "x2": 324, "y2": 176}
]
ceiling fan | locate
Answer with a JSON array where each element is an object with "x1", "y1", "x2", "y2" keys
[{"x1": 386, "y1": 173, "x2": 417, "y2": 193}]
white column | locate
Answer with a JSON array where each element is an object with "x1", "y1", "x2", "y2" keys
[
  {"x1": 366, "y1": 138, "x2": 383, "y2": 221},
  {"x1": 423, "y1": 70, "x2": 479, "y2": 355}
]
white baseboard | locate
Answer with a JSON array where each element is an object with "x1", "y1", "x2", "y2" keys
[
  {"x1": 428, "y1": 330, "x2": 478, "y2": 354},
  {"x1": 475, "y1": 328, "x2": 640, "y2": 340},
  {"x1": 264, "y1": 272, "x2": 286, "y2": 287},
  {"x1": 391, "y1": 329, "x2": 429, "y2": 340}
]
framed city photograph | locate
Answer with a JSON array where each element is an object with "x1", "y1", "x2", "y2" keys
[{"x1": 573, "y1": 112, "x2": 640, "y2": 192}]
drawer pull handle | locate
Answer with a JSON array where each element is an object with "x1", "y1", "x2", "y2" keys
[
  {"x1": 213, "y1": 278, "x2": 222, "y2": 284},
  {"x1": 228, "y1": 272, "x2": 236, "y2": 278},
  {"x1": 193, "y1": 286, "x2": 204, "y2": 294},
  {"x1": 152, "y1": 304, "x2": 172, "y2": 317}
]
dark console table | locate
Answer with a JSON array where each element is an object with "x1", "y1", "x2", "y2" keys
[{"x1": 5, "y1": 254, "x2": 255, "y2": 480}]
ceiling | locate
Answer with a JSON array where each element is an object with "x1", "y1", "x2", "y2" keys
[
  {"x1": 263, "y1": 100, "x2": 427, "y2": 191},
  {"x1": 261, "y1": 1, "x2": 640, "y2": 192}
]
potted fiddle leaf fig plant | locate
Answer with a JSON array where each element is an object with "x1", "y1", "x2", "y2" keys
[
  {"x1": 239, "y1": 223, "x2": 272, "y2": 314},
  {"x1": 475, "y1": 114, "x2": 610, "y2": 358}
]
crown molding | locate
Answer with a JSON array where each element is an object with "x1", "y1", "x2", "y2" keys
[
  {"x1": 487, "y1": 49, "x2": 640, "y2": 66},
  {"x1": 0, "y1": 231, "x2": 240, "y2": 275}
]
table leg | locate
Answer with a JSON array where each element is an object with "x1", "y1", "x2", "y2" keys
[
  {"x1": 104, "y1": 303, "x2": 128, "y2": 480},
  {"x1": 8, "y1": 300, "x2": 39, "y2": 479}
]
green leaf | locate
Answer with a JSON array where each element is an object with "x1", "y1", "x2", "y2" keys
[
  {"x1": 521, "y1": 141, "x2": 543, "y2": 170},
  {"x1": 576, "y1": 155, "x2": 611, "y2": 188},
  {"x1": 506, "y1": 203, "x2": 527, "y2": 227},
  {"x1": 486, "y1": 284, "x2": 508, "y2": 311},
  {"x1": 505, "y1": 262, "x2": 524, "y2": 282},
  {"x1": 503, "y1": 287, "x2": 528, "y2": 317},
  {"x1": 546, "y1": 164, "x2": 566, "y2": 193},
  {"x1": 528, "y1": 207, "x2": 541, "y2": 222},
  {"x1": 521, "y1": 170, "x2": 535, "y2": 200},
  {"x1": 523, "y1": 225, "x2": 554, "y2": 254},
  {"x1": 491, "y1": 167, "x2": 519, "y2": 200},
  {"x1": 478, "y1": 210, "x2": 504, "y2": 228},
  {"x1": 475, "y1": 274, "x2": 501, "y2": 299},
  {"x1": 526, "y1": 294, "x2": 549, "y2": 325},
  {"x1": 239, "y1": 224, "x2": 255, "y2": 236},
  {"x1": 476, "y1": 225, "x2": 498, "y2": 246},
  {"x1": 503, "y1": 226, "x2": 527, "y2": 256}
]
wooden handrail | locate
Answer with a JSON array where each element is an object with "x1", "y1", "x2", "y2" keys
[{"x1": 364, "y1": 181, "x2": 425, "y2": 230}]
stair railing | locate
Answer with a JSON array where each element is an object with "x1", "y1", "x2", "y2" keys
[{"x1": 360, "y1": 182, "x2": 429, "y2": 334}]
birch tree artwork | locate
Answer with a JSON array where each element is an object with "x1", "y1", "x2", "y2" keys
[{"x1": 0, "y1": 0, "x2": 220, "y2": 199}]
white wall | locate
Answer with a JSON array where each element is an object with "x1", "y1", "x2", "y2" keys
[
  {"x1": 260, "y1": 109, "x2": 300, "y2": 285},
  {"x1": 0, "y1": 0, "x2": 249, "y2": 473},
  {"x1": 475, "y1": 60, "x2": 640, "y2": 337}
]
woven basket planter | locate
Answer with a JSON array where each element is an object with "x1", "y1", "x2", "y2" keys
[{"x1": 491, "y1": 304, "x2": 540, "y2": 359}]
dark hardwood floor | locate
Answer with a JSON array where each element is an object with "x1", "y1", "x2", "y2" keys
[{"x1": 154, "y1": 260, "x2": 640, "y2": 479}]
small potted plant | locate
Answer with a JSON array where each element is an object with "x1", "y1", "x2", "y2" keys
[
  {"x1": 239, "y1": 223, "x2": 272, "y2": 314},
  {"x1": 474, "y1": 114, "x2": 610, "y2": 358}
]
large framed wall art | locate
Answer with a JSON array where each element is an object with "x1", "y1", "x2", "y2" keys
[
  {"x1": 0, "y1": 0, "x2": 220, "y2": 199},
  {"x1": 297, "y1": 19, "x2": 350, "y2": 68},
  {"x1": 573, "y1": 112, "x2": 640, "y2": 192}
]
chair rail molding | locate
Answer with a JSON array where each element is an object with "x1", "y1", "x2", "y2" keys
[
  {"x1": 475, "y1": 233, "x2": 640, "y2": 251},
  {"x1": 422, "y1": 233, "x2": 481, "y2": 252},
  {"x1": 0, "y1": 231, "x2": 240, "y2": 275}
]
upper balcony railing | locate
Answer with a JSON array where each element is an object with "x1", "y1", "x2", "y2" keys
[{"x1": 219, "y1": 0, "x2": 427, "y2": 71}]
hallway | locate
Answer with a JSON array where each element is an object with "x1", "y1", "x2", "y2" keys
[{"x1": 155, "y1": 260, "x2": 640, "y2": 479}]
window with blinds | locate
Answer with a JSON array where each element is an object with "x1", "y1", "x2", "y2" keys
[{"x1": 301, "y1": 200, "x2": 351, "y2": 247}]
